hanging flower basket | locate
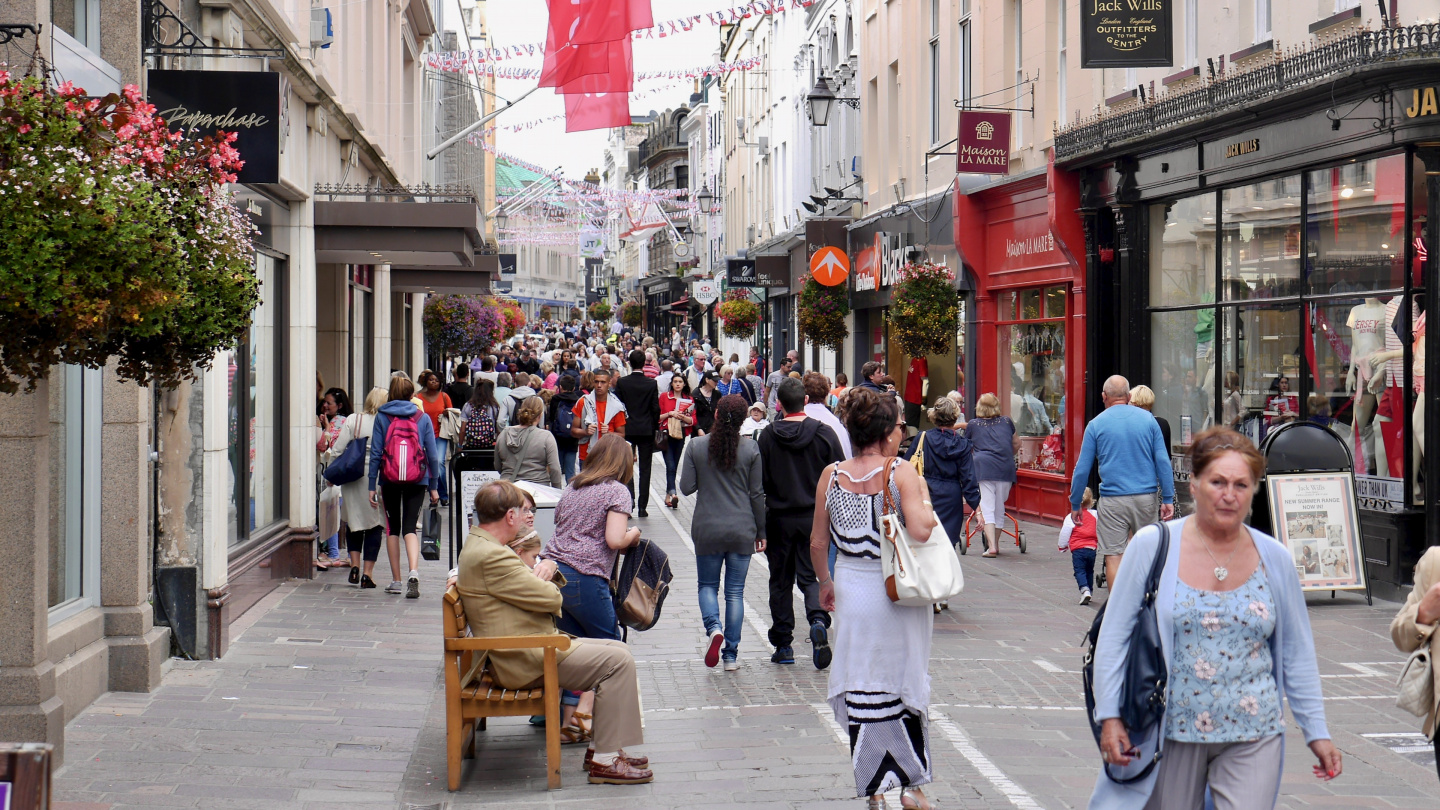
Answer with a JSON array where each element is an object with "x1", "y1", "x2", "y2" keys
[
  {"x1": 423, "y1": 295, "x2": 502, "y2": 357},
  {"x1": 887, "y1": 261, "x2": 958, "y2": 359},
  {"x1": 620, "y1": 300, "x2": 644, "y2": 328},
  {"x1": 569, "y1": 305, "x2": 583, "y2": 321},
  {"x1": 496, "y1": 297, "x2": 526, "y2": 338},
  {"x1": 588, "y1": 300, "x2": 612, "y2": 321},
  {"x1": 540, "y1": 305, "x2": 553, "y2": 321},
  {"x1": 717, "y1": 289, "x2": 760, "y2": 341},
  {"x1": 0, "y1": 74, "x2": 258, "y2": 393},
  {"x1": 797, "y1": 278, "x2": 850, "y2": 351}
]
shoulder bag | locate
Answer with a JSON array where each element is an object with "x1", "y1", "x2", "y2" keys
[
  {"x1": 1081, "y1": 521, "x2": 1171, "y2": 783},
  {"x1": 910, "y1": 432, "x2": 927, "y2": 478},
  {"x1": 1396, "y1": 642, "x2": 1436, "y2": 718},
  {"x1": 322, "y1": 415, "x2": 368, "y2": 486},
  {"x1": 879, "y1": 458, "x2": 963, "y2": 606}
]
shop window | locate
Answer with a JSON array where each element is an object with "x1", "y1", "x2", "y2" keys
[
  {"x1": 1150, "y1": 309, "x2": 1210, "y2": 516},
  {"x1": 48, "y1": 365, "x2": 101, "y2": 621},
  {"x1": 1306, "y1": 154, "x2": 1408, "y2": 295},
  {"x1": 1149, "y1": 195, "x2": 1216, "y2": 308},
  {"x1": 227, "y1": 254, "x2": 285, "y2": 547},
  {"x1": 1221, "y1": 176, "x2": 1302, "y2": 300},
  {"x1": 1219, "y1": 303, "x2": 1303, "y2": 446},
  {"x1": 996, "y1": 286, "x2": 1066, "y2": 473}
]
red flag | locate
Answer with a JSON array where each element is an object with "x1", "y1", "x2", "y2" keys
[
  {"x1": 564, "y1": 92, "x2": 631, "y2": 132},
  {"x1": 549, "y1": 0, "x2": 653, "y2": 46},
  {"x1": 557, "y1": 38, "x2": 633, "y2": 94},
  {"x1": 539, "y1": 12, "x2": 610, "y2": 88}
]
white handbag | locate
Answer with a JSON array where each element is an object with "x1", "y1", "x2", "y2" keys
[
  {"x1": 878, "y1": 458, "x2": 964, "y2": 607},
  {"x1": 1396, "y1": 642, "x2": 1436, "y2": 719}
]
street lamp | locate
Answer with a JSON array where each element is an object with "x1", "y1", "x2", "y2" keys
[
  {"x1": 806, "y1": 74, "x2": 837, "y2": 127},
  {"x1": 495, "y1": 208, "x2": 509, "y2": 231},
  {"x1": 696, "y1": 185, "x2": 715, "y2": 214}
]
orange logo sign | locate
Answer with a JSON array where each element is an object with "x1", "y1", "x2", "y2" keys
[{"x1": 809, "y1": 246, "x2": 850, "y2": 286}]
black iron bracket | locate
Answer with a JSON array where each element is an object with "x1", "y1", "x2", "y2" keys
[
  {"x1": 0, "y1": 23, "x2": 40, "y2": 44},
  {"x1": 142, "y1": 0, "x2": 283, "y2": 59}
]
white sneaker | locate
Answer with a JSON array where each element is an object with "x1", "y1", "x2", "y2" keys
[
  {"x1": 723, "y1": 659, "x2": 739, "y2": 672},
  {"x1": 703, "y1": 629, "x2": 723, "y2": 668},
  {"x1": 1080, "y1": 588, "x2": 1092, "y2": 605}
]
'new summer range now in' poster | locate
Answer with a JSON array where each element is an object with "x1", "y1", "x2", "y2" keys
[{"x1": 1266, "y1": 473, "x2": 1367, "y2": 593}]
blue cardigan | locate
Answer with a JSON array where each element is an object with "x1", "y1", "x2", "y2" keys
[
  {"x1": 367, "y1": 401, "x2": 443, "y2": 491},
  {"x1": 1088, "y1": 517, "x2": 1329, "y2": 810}
]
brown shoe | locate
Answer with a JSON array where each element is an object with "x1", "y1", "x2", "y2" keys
[
  {"x1": 583, "y1": 748, "x2": 649, "y2": 773},
  {"x1": 586, "y1": 756, "x2": 654, "y2": 785}
]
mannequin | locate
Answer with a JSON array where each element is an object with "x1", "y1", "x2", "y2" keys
[
  {"x1": 1345, "y1": 297, "x2": 1388, "y2": 475},
  {"x1": 1373, "y1": 297, "x2": 1417, "y2": 479}
]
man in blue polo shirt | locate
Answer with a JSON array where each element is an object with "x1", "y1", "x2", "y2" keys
[{"x1": 1069, "y1": 375, "x2": 1175, "y2": 591}]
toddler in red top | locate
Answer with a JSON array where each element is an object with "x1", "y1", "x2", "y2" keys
[{"x1": 1059, "y1": 487, "x2": 1099, "y2": 604}]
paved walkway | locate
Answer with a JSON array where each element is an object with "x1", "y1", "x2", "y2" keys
[{"x1": 52, "y1": 458, "x2": 1439, "y2": 809}]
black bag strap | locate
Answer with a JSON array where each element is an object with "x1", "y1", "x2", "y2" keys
[{"x1": 1102, "y1": 521, "x2": 1170, "y2": 785}]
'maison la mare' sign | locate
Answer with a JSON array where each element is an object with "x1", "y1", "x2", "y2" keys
[
  {"x1": 955, "y1": 111, "x2": 1011, "y2": 174},
  {"x1": 1080, "y1": 0, "x2": 1173, "y2": 69},
  {"x1": 147, "y1": 70, "x2": 281, "y2": 185}
]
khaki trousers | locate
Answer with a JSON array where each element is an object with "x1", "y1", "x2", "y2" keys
[
  {"x1": 1142, "y1": 734, "x2": 1283, "y2": 810},
  {"x1": 557, "y1": 638, "x2": 643, "y2": 753}
]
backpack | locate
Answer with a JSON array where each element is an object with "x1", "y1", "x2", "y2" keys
[
  {"x1": 549, "y1": 398, "x2": 576, "y2": 443},
  {"x1": 380, "y1": 414, "x2": 427, "y2": 484},
  {"x1": 463, "y1": 406, "x2": 498, "y2": 450},
  {"x1": 610, "y1": 537, "x2": 673, "y2": 632}
]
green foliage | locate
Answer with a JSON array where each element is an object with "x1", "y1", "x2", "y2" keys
[
  {"x1": 620, "y1": 300, "x2": 644, "y2": 327},
  {"x1": 588, "y1": 300, "x2": 612, "y2": 321},
  {"x1": 0, "y1": 74, "x2": 257, "y2": 393},
  {"x1": 797, "y1": 278, "x2": 850, "y2": 350},
  {"x1": 887, "y1": 261, "x2": 958, "y2": 359},
  {"x1": 717, "y1": 289, "x2": 759, "y2": 340}
]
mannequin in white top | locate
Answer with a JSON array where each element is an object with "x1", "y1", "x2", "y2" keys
[{"x1": 1345, "y1": 297, "x2": 1388, "y2": 474}]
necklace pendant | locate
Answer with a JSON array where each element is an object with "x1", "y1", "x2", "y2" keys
[{"x1": 1214, "y1": 566, "x2": 1229, "y2": 582}]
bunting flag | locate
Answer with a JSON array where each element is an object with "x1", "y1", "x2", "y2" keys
[
  {"x1": 425, "y1": 53, "x2": 764, "y2": 82},
  {"x1": 619, "y1": 202, "x2": 670, "y2": 242}
]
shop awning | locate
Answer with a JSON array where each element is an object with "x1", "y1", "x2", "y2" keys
[
  {"x1": 313, "y1": 184, "x2": 485, "y2": 274},
  {"x1": 389, "y1": 269, "x2": 492, "y2": 294},
  {"x1": 663, "y1": 296, "x2": 691, "y2": 310}
]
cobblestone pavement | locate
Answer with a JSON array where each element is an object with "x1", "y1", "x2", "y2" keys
[{"x1": 52, "y1": 456, "x2": 1439, "y2": 809}]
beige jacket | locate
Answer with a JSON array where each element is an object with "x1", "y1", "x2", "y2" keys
[
  {"x1": 456, "y1": 526, "x2": 573, "y2": 689},
  {"x1": 1390, "y1": 545, "x2": 1440, "y2": 739}
]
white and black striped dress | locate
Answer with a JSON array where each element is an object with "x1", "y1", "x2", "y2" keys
[{"x1": 824, "y1": 463, "x2": 935, "y2": 797}]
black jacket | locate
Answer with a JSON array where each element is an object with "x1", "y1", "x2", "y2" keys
[
  {"x1": 548, "y1": 390, "x2": 582, "y2": 449},
  {"x1": 757, "y1": 417, "x2": 845, "y2": 514},
  {"x1": 614, "y1": 370, "x2": 661, "y2": 439}
]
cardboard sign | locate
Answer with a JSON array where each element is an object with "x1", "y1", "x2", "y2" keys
[
  {"x1": 956, "y1": 111, "x2": 1011, "y2": 174},
  {"x1": 810, "y1": 246, "x2": 850, "y2": 286},
  {"x1": 1080, "y1": 0, "x2": 1174, "y2": 69},
  {"x1": 1265, "y1": 473, "x2": 1367, "y2": 593},
  {"x1": 148, "y1": 70, "x2": 281, "y2": 184}
]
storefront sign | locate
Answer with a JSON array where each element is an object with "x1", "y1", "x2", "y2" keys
[
  {"x1": 692, "y1": 279, "x2": 720, "y2": 305},
  {"x1": 1404, "y1": 87, "x2": 1440, "y2": 118},
  {"x1": 1355, "y1": 474, "x2": 1405, "y2": 513},
  {"x1": 1080, "y1": 0, "x2": 1173, "y2": 69},
  {"x1": 1224, "y1": 138, "x2": 1261, "y2": 158},
  {"x1": 809, "y1": 246, "x2": 850, "y2": 286},
  {"x1": 1265, "y1": 473, "x2": 1367, "y2": 593},
  {"x1": 853, "y1": 232, "x2": 911, "y2": 293},
  {"x1": 498, "y1": 254, "x2": 518, "y2": 276},
  {"x1": 755, "y1": 255, "x2": 789, "y2": 288},
  {"x1": 147, "y1": 69, "x2": 281, "y2": 184},
  {"x1": 955, "y1": 111, "x2": 1011, "y2": 174},
  {"x1": 727, "y1": 258, "x2": 757, "y2": 286}
]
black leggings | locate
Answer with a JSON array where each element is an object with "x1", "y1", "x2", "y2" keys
[
  {"x1": 346, "y1": 525, "x2": 384, "y2": 562},
  {"x1": 381, "y1": 482, "x2": 427, "y2": 537}
]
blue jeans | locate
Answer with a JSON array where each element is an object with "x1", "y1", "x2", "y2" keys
[
  {"x1": 555, "y1": 561, "x2": 622, "y2": 641},
  {"x1": 662, "y1": 436, "x2": 685, "y2": 494},
  {"x1": 696, "y1": 552, "x2": 751, "y2": 660},
  {"x1": 559, "y1": 445, "x2": 578, "y2": 482},
  {"x1": 434, "y1": 438, "x2": 450, "y2": 500},
  {"x1": 1071, "y1": 547, "x2": 1096, "y2": 591}
]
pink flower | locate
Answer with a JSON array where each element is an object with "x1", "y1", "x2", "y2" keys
[
  {"x1": 1192, "y1": 658, "x2": 1216, "y2": 680},
  {"x1": 116, "y1": 124, "x2": 137, "y2": 140},
  {"x1": 56, "y1": 80, "x2": 79, "y2": 97},
  {"x1": 1200, "y1": 612, "x2": 1221, "y2": 633},
  {"x1": 17, "y1": 124, "x2": 30, "y2": 134},
  {"x1": 1238, "y1": 695, "x2": 1260, "y2": 716},
  {"x1": 1193, "y1": 712, "x2": 1214, "y2": 733},
  {"x1": 122, "y1": 84, "x2": 143, "y2": 104},
  {"x1": 1248, "y1": 600, "x2": 1270, "y2": 620}
]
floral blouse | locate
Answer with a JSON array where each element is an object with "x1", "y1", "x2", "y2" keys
[{"x1": 1165, "y1": 568, "x2": 1284, "y2": 743}]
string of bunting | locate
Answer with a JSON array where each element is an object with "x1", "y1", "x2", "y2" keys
[
  {"x1": 423, "y1": 0, "x2": 815, "y2": 64},
  {"x1": 473, "y1": 139, "x2": 692, "y2": 205},
  {"x1": 426, "y1": 54, "x2": 764, "y2": 82}
]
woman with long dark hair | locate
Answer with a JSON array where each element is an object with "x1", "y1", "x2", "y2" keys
[
  {"x1": 460, "y1": 380, "x2": 500, "y2": 451},
  {"x1": 658, "y1": 372, "x2": 695, "y2": 508},
  {"x1": 680, "y1": 395, "x2": 766, "y2": 671}
]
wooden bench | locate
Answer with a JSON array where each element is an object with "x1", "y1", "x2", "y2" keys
[{"x1": 443, "y1": 586, "x2": 572, "y2": 790}]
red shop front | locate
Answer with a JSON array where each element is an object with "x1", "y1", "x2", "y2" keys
[{"x1": 954, "y1": 161, "x2": 1087, "y2": 523}]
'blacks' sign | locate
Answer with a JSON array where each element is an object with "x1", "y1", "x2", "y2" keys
[
  {"x1": 1080, "y1": 0, "x2": 1173, "y2": 69},
  {"x1": 148, "y1": 70, "x2": 281, "y2": 184}
]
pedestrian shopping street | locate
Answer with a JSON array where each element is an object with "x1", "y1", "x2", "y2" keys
[{"x1": 52, "y1": 472, "x2": 1437, "y2": 810}]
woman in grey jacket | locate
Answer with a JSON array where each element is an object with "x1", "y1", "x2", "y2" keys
[
  {"x1": 680, "y1": 394, "x2": 766, "y2": 672},
  {"x1": 497, "y1": 397, "x2": 563, "y2": 488}
]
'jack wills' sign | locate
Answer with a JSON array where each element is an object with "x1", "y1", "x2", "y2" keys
[
  {"x1": 148, "y1": 70, "x2": 281, "y2": 185},
  {"x1": 1080, "y1": 0, "x2": 1173, "y2": 69}
]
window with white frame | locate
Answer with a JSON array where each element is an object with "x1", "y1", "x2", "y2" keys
[
  {"x1": 48, "y1": 365, "x2": 102, "y2": 622},
  {"x1": 930, "y1": 0, "x2": 941, "y2": 144},
  {"x1": 1056, "y1": 0, "x2": 1067, "y2": 125},
  {"x1": 958, "y1": 0, "x2": 972, "y2": 107},
  {"x1": 1255, "y1": 0, "x2": 1271, "y2": 42}
]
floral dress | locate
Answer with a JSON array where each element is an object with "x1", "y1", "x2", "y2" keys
[{"x1": 1165, "y1": 568, "x2": 1285, "y2": 743}]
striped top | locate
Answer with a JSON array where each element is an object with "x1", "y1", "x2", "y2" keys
[{"x1": 825, "y1": 463, "x2": 903, "y2": 561}]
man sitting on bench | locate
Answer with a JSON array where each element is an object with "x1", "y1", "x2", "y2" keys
[{"x1": 456, "y1": 479, "x2": 653, "y2": 785}]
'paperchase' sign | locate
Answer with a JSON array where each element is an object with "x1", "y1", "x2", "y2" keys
[{"x1": 148, "y1": 70, "x2": 281, "y2": 184}]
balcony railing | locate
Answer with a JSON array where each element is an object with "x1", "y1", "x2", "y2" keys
[
  {"x1": 1054, "y1": 22, "x2": 1440, "y2": 162},
  {"x1": 314, "y1": 183, "x2": 477, "y2": 203}
]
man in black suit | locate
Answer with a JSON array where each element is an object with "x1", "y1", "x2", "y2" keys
[{"x1": 614, "y1": 349, "x2": 661, "y2": 517}]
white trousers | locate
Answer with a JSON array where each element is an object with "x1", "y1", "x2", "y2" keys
[{"x1": 976, "y1": 480, "x2": 1012, "y2": 526}]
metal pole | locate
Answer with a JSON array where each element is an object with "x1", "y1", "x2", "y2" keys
[{"x1": 426, "y1": 86, "x2": 538, "y2": 161}]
